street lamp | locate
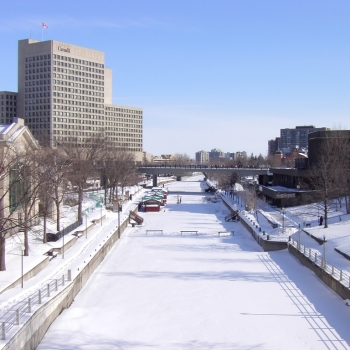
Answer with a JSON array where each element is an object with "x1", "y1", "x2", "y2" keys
[
  {"x1": 62, "y1": 226, "x2": 65, "y2": 259},
  {"x1": 21, "y1": 249, "x2": 24, "y2": 288},
  {"x1": 118, "y1": 201, "x2": 121, "y2": 239},
  {"x1": 85, "y1": 212, "x2": 88, "y2": 239},
  {"x1": 322, "y1": 235, "x2": 326, "y2": 269},
  {"x1": 282, "y1": 207, "x2": 286, "y2": 233},
  {"x1": 101, "y1": 201, "x2": 103, "y2": 226}
]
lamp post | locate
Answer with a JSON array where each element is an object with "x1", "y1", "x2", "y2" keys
[
  {"x1": 21, "y1": 249, "x2": 24, "y2": 288},
  {"x1": 62, "y1": 226, "x2": 65, "y2": 259},
  {"x1": 85, "y1": 212, "x2": 88, "y2": 239},
  {"x1": 282, "y1": 207, "x2": 286, "y2": 233},
  {"x1": 322, "y1": 235, "x2": 326, "y2": 269},
  {"x1": 118, "y1": 201, "x2": 121, "y2": 239},
  {"x1": 100, "y1": 201, "x2": 103, "y2": 226},
  {"x1": 297, "y1": 223, "x2": 301, "y2": 250}
]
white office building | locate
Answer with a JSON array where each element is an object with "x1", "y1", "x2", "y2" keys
[{"x1": 17, "y1": 39, "x2": 143, "y2": 159}]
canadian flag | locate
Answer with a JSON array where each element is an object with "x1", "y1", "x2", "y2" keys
[{"x1": 42, "y1": 22, "x2": 48, "y2": 29}]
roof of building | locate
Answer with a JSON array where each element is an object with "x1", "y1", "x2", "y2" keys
[
  {"x1": 0, "y1": 122, "x2": 17, "y2": 134},
  {"x1": 0, "y1": 118, "x2": 38, "y2": 148}
]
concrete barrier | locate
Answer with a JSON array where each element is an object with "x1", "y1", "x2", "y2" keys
[
  {"x1": 239, "y1": 217, "x2": 287, "y2": 251},
  {"x1": 0, "y1": 257, "x2": 50, "y2": 294},
  {"x1": 2, "y1": 206, "x2": 139, "y2": 350},
  {"x1": 91, "y1": 214, "x2": 106, "y2": 225},
  {"x1": 52, "y1": 236, "x2": 77, "y2": 255},
  {"x1": 288, "y1": 244, "x2": 350, "y2": 300},
  {"x1": 220, "y1": 194, "x2": 287, "y2": 251},
  {"x1": 72, "y1": 221, "x2": 96, "y2": 240}
]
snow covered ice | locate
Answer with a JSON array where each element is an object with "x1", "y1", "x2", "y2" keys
[{"x1": 37, "y1": 176, "x2": 350, "y2": 350}]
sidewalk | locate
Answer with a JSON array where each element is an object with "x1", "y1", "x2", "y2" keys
[{"x1": 0, "y1": 186, "x2": 146, "y2": 310}]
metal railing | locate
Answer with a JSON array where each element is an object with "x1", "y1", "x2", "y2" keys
[
  {"x1": 0, "y1": 270, "x2": 71, "y2": 340},
  {"x1": 289, "y1": 238, "x2": 350, "y2": 289},
  {"x1": 57, "y1": 219, "x2": 83, "y2": 239},
  {"x1": 139, "y1": 164, "x2": 268, "y2": 170}
]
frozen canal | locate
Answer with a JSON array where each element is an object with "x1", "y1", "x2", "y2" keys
[{"x1": 38, "y1": 176, "x2": 350, "y2": 350}]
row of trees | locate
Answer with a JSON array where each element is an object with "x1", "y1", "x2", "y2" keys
[
  {"x1": 0, "y1": 135, "x2": 138, "y2": 271},
  {"x1": 304, "y1": 131, "x2": 350, "y2": 228},
  {"x1": 209, "y1": 171, "x2": 260, "y2": 211}
]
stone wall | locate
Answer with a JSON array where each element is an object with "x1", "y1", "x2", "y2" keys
[{"x1": 1, "y1": 257, "x2": 50, "y2": 293}]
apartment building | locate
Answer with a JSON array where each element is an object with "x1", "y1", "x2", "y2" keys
[
  {"x1": 280, "y1": 126, "x2": 329, "y2": 151},
  {"x1": 195, "y1": 150, "x2": 209, "y2": 164}
]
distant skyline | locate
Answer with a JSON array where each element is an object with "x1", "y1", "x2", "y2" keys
[{"x1": 1, "y1": 0, "x2": 349, "y2": 158}]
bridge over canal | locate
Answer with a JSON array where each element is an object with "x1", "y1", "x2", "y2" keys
[{"x1": 138, "y1": 165, "x2": 269, "y2": 186}]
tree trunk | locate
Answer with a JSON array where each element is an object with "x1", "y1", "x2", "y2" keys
[
  {"x1": 0, "y1": 235, "x2": 6, "y2": 271},
  {"x1": 54, "y1": 185, "x2": 61, "y2": 232},
  {"x1": 345, "y1": 196, "x2": 350, "y2": 214},
  {"x1": 24, "y1": 203, "x2": 29, "y2": 256},
  {"x1": 78, "y1": 186, "x2": 83, "y2": 222},
  {"x1": 338, "y1": 198, "x2": 342, "y2": 208},
  {"x1": 43, "y1": 214, "x2": 47, "y2": 243},
  {"x1": 324, "y1": 196, "x2": 328, "y2": 228},
  {"x1": 112, "y1": 186, "x2": 116, "y2": 202}
]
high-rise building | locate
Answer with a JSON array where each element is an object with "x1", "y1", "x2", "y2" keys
[
  {"x1": 17, "y1": 39, "x2": 143, "y2": 159},
  {"x1": 235, "y1": 151, "x2": 247, "y2": 159},
  {"x1": 224, "y1": 152, "x2": 235, "y2": 159},
  {"x1": 0, "y1": 92, "x2": 18, "y2": 124},
  {"x1": 268, "y1": 137, "x2": 280, "y2": 156},
  {"x1": 280, "y1": 126, "x2": 329, "y2": 151},
  {"x1": 209, "y1": 148, "x2": 224, "y2": 159},
  {"x1": 195, "y1": 150, "x2": 209, "y2": 164},
  {"x1": 105, "y1": 105, "x2": 143, "y2": 152}
]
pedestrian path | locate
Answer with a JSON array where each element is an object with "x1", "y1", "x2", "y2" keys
[{"x1": 0, "y1": 186, "x2": 145, "y2": 309}]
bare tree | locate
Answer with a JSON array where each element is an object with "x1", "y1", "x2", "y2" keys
[
  {"x1": 37, "y1": 147, "x2": 72, "y2": 233},
  {"x1": 99, "y1": 150, "x2": 136, "y2": 206},
  {"x1": 0, "y1": 144, "x2": 39, "y2": 269},
  {"x1": 36, "y1": 170, "x2": 53, "y2": 243},
  {"x1": 305, "y1": 131, "x2": 350, "y2": 228},
  {"x1": 17, "y1": 151, "x2": 41, "y2": 256},
  {"x1": 57, "y1": 135, "x2": 105, "y2": 222},
  {"x1": 172, "y1": 154, "x2": 190, "y2": 165}
]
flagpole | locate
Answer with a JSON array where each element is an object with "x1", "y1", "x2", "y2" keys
[{"x1": 41, "y1": 25, "x2": 43, "y2": 41}]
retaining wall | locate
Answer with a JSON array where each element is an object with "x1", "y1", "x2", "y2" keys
[
  {"x1": 1, "y1": 216, "x2": 107, "y2": 295},
  {"x1": 239, "y1": 217, "x2": 288, "y2": 251},
  {"x1": 52, "y1": 236, "x2": 77, "y2": 255},
  {"x1": 220, "y1": 194, "x2": 287, "y2": 251},
  {"x1": 288, "y1": 244, "x2": 350, "y2": 300},
  {"x1": 3, "y1": 206, "x2": 138, "y2": 350},
  {"x1": 1, "y1": 258, "x2": 50, "y2": 294}
]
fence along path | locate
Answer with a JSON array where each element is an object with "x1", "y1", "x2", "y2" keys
[
  {"x1": 289, "y1": 238, "x2": 350, "y2": 289},
  {"x1": 0, "y1": 270, "x2": 71, "y2": 340}
]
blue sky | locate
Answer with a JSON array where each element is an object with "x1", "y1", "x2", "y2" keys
[{"x1": 1, "y1": 1, "x2": 349, "y2": 158}]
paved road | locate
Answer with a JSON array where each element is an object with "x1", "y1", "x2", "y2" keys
[{"x1": 38, "y1": 176, "x2": 350, "y2": 350}]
